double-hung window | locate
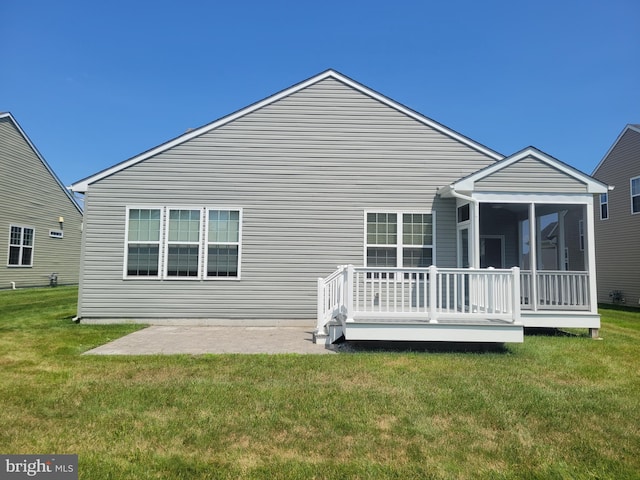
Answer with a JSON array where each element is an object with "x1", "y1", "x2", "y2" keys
[
  {"x1": 126, "y1": 208, "x2": 162, "y2": 276},
  {"x1": 365, "y1": 212, "x2": 434, "y2": 268},
  {"x1": 206, "y1": 210, "x2": 241, "y2": 277},
  {"x1": 125, "y1": 207, "x2": 242, "y2": 279},
  {"x1": 632, "y1": 176, "x2": 640, "y2": 214},
  {"x1": 166, "y1": 209, "x2": 201, "y2": 277},
  {"x1": 8, "y1": 225, "x2": 34, "y2": 267}
]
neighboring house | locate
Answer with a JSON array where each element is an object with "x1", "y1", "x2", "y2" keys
[
  {"x1": 592, "y1": 124, "x2": 640, "y2": 307},
  {"x1": 0, "y1": 112, "x2": 83, "y2": 288},
  {"x1": 70, "y1": 70, "x2": 608, "y2": 343}
]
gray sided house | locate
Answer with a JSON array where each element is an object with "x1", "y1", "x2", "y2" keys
[
  {"x1": 592, "y1": 124, "x2": 640, "y2": 307},
  {"x1": 0, "y1": 112, "x2": 83, "y2": 289},
  {"x1": 71, "y1": 70, "x2": 608, "y2": 343}
]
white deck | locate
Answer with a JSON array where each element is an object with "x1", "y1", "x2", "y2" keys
[{"x1": 316, "y1": 265, "x2": 599, "y2": 345}]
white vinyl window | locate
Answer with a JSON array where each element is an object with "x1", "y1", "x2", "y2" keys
[
  {"x1": 8, "y1": 225, "x2": 34, "y2": 267},
  {"x1": 365, "y1": 212, "x2": 434, "y2": 268},
  {"x1": 166, "y1": 209, "x2": 202, "y2": 278},
  {"x1": 600, "y1": 193, "x2": 609, "y2": 220},
  {"x1": 125, "y1": 207, "x2": 241, "y2": 279},
  {"x1": 631, "y1": 176, "x2": 640, "y2": 214},
  {"x1": 125, "y1": 208, "x2": 162, "y2": 277},
  {"x1": 206, "y1": 209, "x2": 241, "y2": 278}
]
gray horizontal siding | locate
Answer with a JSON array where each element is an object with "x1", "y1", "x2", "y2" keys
[
  {"x1": 79, "y1": 77, "x2": 496, "y2": 321},
  {"x1": 0, "y1": 116, "x2": 83, "y2": 289},
  {"x1": 475, "y1": 155, "x2": 588, "y2": 193},
  {"x1": 593, "y1": 128, "x2": 640, "y2": 305}
]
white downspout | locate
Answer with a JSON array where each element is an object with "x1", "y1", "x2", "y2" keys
[{"x1": 447, "y1": 187, "x2": 480, "y2": 269}]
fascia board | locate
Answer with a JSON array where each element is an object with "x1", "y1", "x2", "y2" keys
[{"x1": 453, "y1": 147, "x2": 608, "y2": 194}]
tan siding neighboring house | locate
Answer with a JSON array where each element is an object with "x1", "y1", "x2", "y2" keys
[
  {"x1": 592, "y1": 125, "x2": 640, "y2": 306},
  {"x1": 0, "y1": 113, "x2": 83, "y2": 289}
]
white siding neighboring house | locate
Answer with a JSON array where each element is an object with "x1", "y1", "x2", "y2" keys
[
  {"x1": 70, "y1": 70, "x2": 608, "y2": 343},
  {"x1": 0, "y1": 113, "x2": 83, "y2": 289},
  {"x1": 592, "y1": 124, "x2": 640, "y2": 307}
]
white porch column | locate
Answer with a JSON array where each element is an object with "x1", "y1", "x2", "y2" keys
[
  {"x1": 585, "y1": 200, "x2": 599, "y2": 315},
  {"x1": 529, "y1": 202, "x2": 538, "y2": 312},
  {"x1": 471, "y1": 201, "x2": 480, "y2": 268}
]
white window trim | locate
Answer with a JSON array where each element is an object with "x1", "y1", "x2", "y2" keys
[
  {"x1": 599, "y1": 193, "x2": 609, "y2": 220},
  {"x1": 7, "y1": 225, "x2": 35, "y2": 268},
  {"x1": 203, "y1": 208, "x2": 243, "y2": 280},
  {"x1": 631, "y1": 176, "x2": 640, "y2": 215},
  {"x1": 123, "y1": 206, "x2": 164, "y2": 279},
  {"x1": 363, "y1": 210, "x2": 436, "y2": 268},
  {"x1": 124, "y1": 206, "x2": 243, "y2": 280}
]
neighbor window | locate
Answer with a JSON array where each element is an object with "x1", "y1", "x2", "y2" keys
[
  {"x1": 600, "y1": 193, "x2": 609, "y2": 220},
  {"x1": 125, "y1": 206, "x2": 241, "y2": 279},
  {"x1": 8, "y1": 225, "x2": 34, "y2": 267},
  {"x1": 126, "y1": 208, "x2": 161, "y2": 276},
  {"x1": 366, "y1": 212, "x2": 434, "y2": 268},
  {"x1": 632, "y1": 177, "x2": 640, "y2": 214}
]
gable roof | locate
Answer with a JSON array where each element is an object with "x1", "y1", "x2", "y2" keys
[
  {"x1": 0, "y1": 112, "x2": 83, "y2": 213},
  {"x1": 592, "y1": 124, "x2": 640, "y2": 176},
  {"x1": 443, "y1": 146, "x2": 608, "y2": 195},
  {"x1": 70, "y1": 69, "x2": 504, "y2": 193}
]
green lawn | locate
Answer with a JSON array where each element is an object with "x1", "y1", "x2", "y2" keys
[{"x1": 1, "y1": 286, "x2": 639, "y2": 479}]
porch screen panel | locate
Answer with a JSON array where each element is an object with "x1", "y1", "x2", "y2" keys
[
  {"x1": 207, "y1": 210, "x2": 240, "y2": 277},
  {"x1": 167, "y1": 209, "x2": 201, "y2": 277},
  {"x1": 126, "y1": 209, "x2": 161, "y2": 276}
]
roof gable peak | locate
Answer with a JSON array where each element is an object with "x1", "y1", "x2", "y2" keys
[{"x1": 70, "y1": 70, "x2": 503, "y2": 192}]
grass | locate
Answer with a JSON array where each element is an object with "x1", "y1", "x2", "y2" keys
[{"x1": 0, "y1": 286, "x2": 639, "y2": 479}]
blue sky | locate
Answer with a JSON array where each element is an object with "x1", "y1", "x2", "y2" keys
[{"x1": 2, "y1": 0, "x2": 638, "y2": 187}]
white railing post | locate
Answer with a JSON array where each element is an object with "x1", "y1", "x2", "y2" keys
[
  {"x1": 346, "y1": 264, "x2": 355, "y2": 322},
  {"x1": 316, "y1": 277, "x2": 326, "y2": 335},
  {"x1": 512, "y1": 266, "x2": 521, "y2": 324},
  {"x1": 429, "y1": 265, "x2": 438, "y2": 323}
]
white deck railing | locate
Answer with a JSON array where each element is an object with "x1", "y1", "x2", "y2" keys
[
  {"x1": 317, "y1": 265, "x2": 521, "y2": 335},
  {"x1": 520, "y1": 270, "x2": 590, "y2": 310}
]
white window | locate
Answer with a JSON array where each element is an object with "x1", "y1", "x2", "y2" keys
[
  {"x1": 166, "y1": 209, "x2": 202, "y2": 278},
  {"x1": 631, "y1": 176, "x2": 640, "y2": 214},
  {"x1": 125, "y1": 207, "x2": 241, "y2": 279},
  {"x1": 125, "y1": 208, "x2": 162, "y2": 277},
  {"x1": 206, "y1": 209, "x2": 241, "y2": 278},
  {"x1": 365, "y1": 212, "x2": 434, "y2": 268},
  {"x1": 600, "y1": 193, "x2": 609, "y2": 220},
  {"x1": 8, "y1": 225, "x2": 34, "y2": 267}
]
